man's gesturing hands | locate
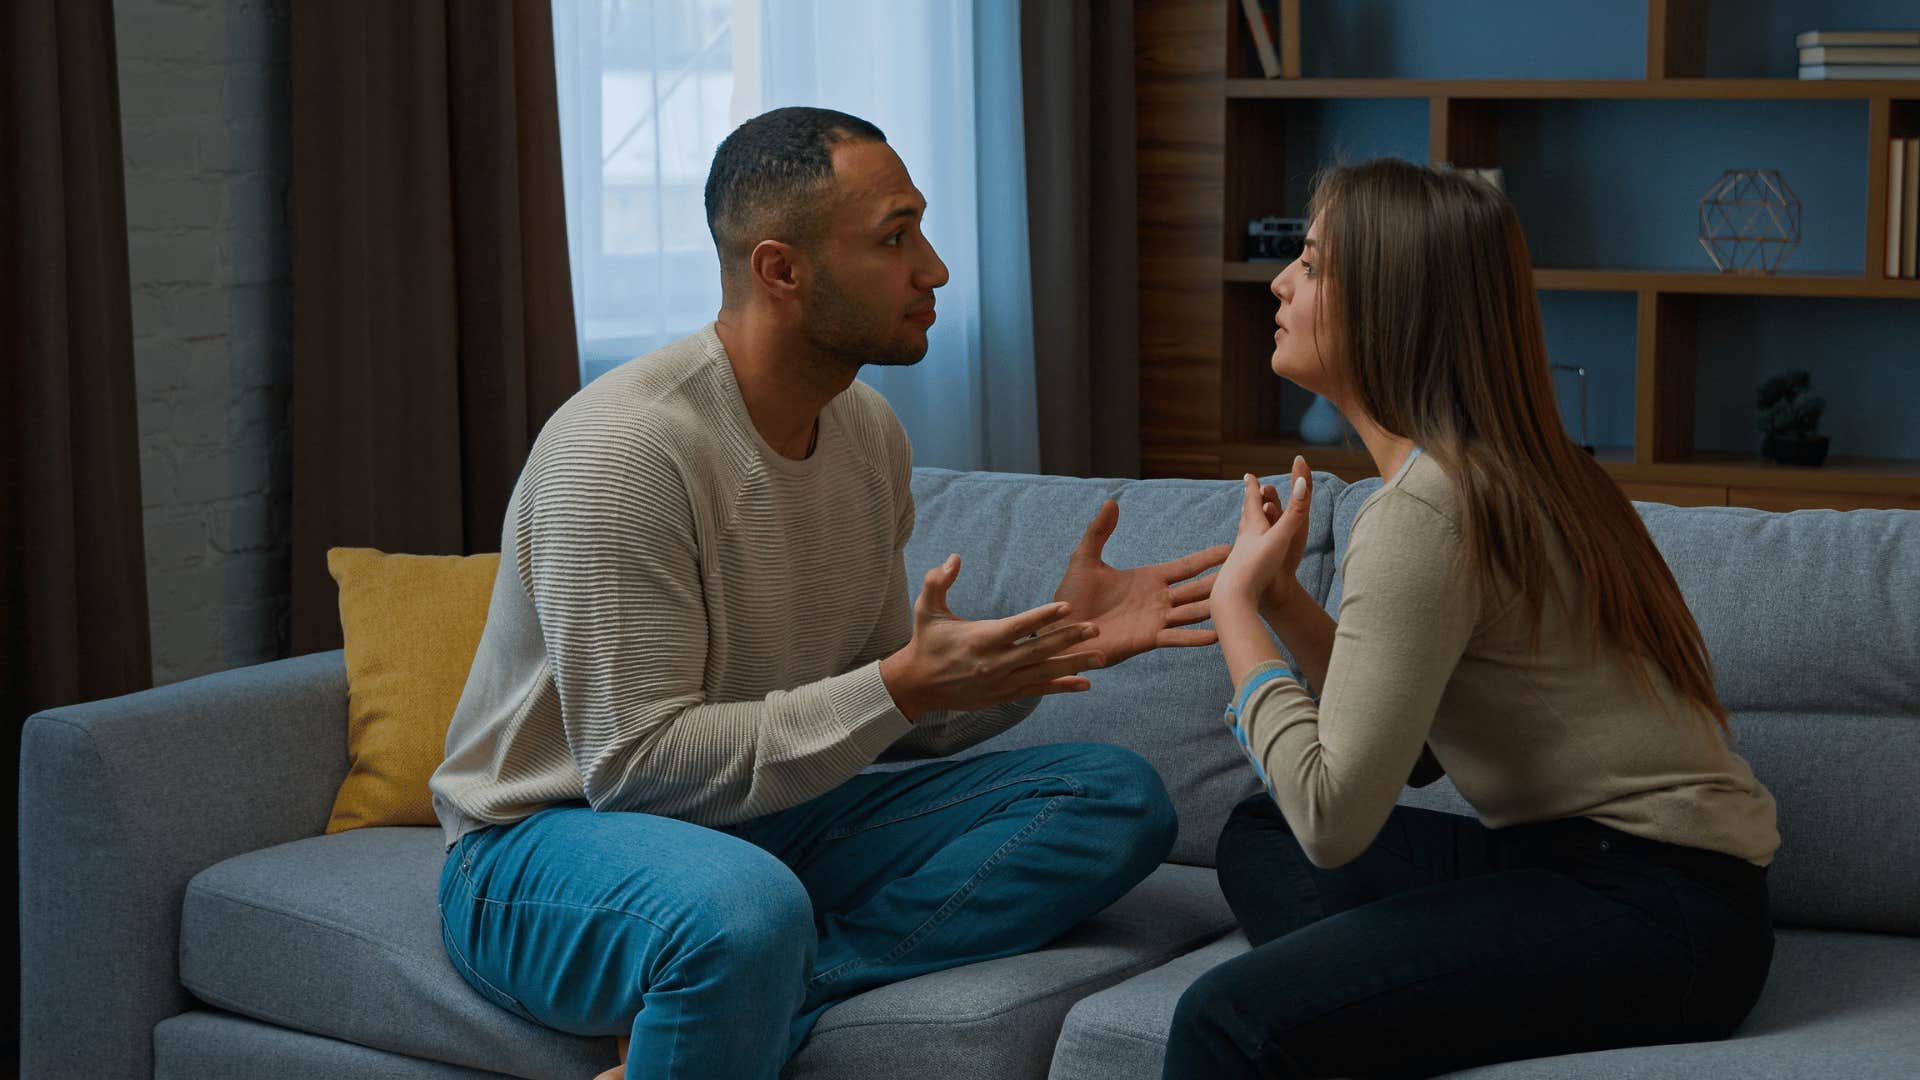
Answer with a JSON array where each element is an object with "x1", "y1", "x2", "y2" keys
[
  {"x1": 880, "y1": 555, "x2": 1105, "y2": 722},
  {"x1": 879, "y1": 500, "x2": 1229, "y2": 723},
  {"x1": 1050, "y1": 499, "x2": 1229, "y2": 665}
]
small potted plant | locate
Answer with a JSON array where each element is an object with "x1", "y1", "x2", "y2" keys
[{"x1": 1755, "y1": 370, "x2": 1828, "y2": 467}]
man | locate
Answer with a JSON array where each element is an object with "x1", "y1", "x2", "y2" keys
[{"x1": 430, "y1": 107, "x2": 1227, "y2": 1080}]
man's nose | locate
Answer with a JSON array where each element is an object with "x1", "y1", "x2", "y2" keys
[{"x1": 918, "y1": 239, "x2": 950, "y2": 290}]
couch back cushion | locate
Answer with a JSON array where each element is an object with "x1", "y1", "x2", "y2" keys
[
  {"x1": 1331, "y1": 480, "x2": 1920, "y2": 934},
  {"x1": 905, "y1": 469, "x2": 1346, "y2": 866}
]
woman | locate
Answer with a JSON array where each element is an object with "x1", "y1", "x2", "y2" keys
[{"x1": 1166, "y1": 159, "x2": 1779, "y2": 1079}]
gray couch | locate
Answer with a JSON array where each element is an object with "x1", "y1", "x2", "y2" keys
[{"x1": 21, "y1": 467, "x2": 1920, "y2": 1079}]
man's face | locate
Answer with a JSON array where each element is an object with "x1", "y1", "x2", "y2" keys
[{"x1": 802, "y1": 140, "x2": 949, "y2": 367}]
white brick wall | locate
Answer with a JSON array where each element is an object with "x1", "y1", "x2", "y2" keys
[{"x1": 117, "y1": 0, "x2": 292, "y2": 685}]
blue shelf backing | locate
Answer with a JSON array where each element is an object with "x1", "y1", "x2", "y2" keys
[
  {"x1": 1693, "y1": 297, "x2": 1920, "y2": 460},
  {"x1": 1706, "y1": 0, "x2": 1920, "y2": 78},
  {"x1": 1277, "y1": 99, "x2": 1431, "y2": 213},
  {"x1": 1539, "y1": 291, "x2": 1639, "y2": 452},
  {"x1": 1497, "y1": 100, "x2": 1867, "y2": 273},
  {"x1": 1294, "y1": 0, "x2": 1920, "y2": 80},
  {"x1": 1300, "y1": 0, "x2": 1645, "y2": 80}
]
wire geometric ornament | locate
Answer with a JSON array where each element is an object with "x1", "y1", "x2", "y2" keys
[{"x1": 1698, "y1": 169, "x2": 1802, "y2": 275}]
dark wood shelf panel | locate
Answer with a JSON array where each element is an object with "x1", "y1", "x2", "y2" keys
[
  {"x1": 1225, "y1": 78, "x2": 1920, "y2": 101},
  {"x1": 1221, "y1": 442, "x2": 1638, "y2": 477},
  {"x1": 1224, "y1": 262, "x2": 1286, "y2": 283},
  {"x1": 1226, "y1": 262, "x2": 1920, "y2": 299},
  {"x1": 1612, "y1": 454, "x2": 1920, "y2": 494},
  {"x1": 1221, "y1": 442, "x2": 1920, "y2": 495},
  {"x1": 1219, "y1": 440, "x2": 1375, "y2": 479},
  {"x1": 1535, "y1": 268, "x2": 1920, "y2": 298}
]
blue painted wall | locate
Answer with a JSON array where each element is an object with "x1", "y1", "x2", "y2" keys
[
  {"x1": 1282, "y1": 1, "x2": 1919, "y2": 461},
  {"x1": 1538, "y1": 292, "x2": 1639, "y2": 454},
  {"x1": 1694, "y1": 297, "x2": 1920, "y2": 460},
  {"x1": 1704, "y1": 0, "x2": 1920, "y2": 78},
  {"x1": 1497, "y1": 100, "x2": 1864, "y2": 273},
  {"x1": 1299, "y1": 0, "x2": 1645, "y2": 79},
  {"x1": 1277, "y1": 98, "x2": 1430, "y2": 211},
  {"x1": 1296, "y1": 0, "x2": 1920, "y2": 80}
]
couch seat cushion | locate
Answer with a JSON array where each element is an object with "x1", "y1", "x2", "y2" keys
[
  {"x1": 181, "y1": 826, "x2": 1233, "y2": 1079},
  {"x1": 1050, "y1": 927, "x2": 1920, "y2": 1080},
  {"x1": 179, "y1": 828, "x2": 606, "y2": 1079},
  {"x1": 155, "y1": 1009, "x2": 514, "y2": 1080},
  {"x1": 787, "y1": 861, "x2": 1233, "y2": 1079}
]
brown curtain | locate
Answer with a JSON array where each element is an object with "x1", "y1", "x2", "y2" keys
[
  {"x1": 1, "y1": 0, "x2": 154, "y2": 1059},
  {"x1": 1021, "y1": 0, "x2": 1140, "y2": 478},
  {"x1": 289, "y1": 0, "x2": 579, "y2": 654}
]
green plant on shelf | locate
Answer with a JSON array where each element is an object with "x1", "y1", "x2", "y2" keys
[{"x1": 1755, "y1": 370, "x2": 1829, "y2": 467}]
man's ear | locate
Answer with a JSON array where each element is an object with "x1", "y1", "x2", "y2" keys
[{"x1": 748, "y1": 239, "x2": 805, "y2": 301}]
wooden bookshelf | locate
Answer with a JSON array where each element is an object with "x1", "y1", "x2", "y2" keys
[
  {"x1": 1223, "y1": 78, "x2": 1920, "y2": 101},
  {"x1": 1225, "y1": 262, "x2": 1920, "y2": 298},
  {"x1": 1137, "y1": 0, "x2": 1920, "y2": 510}
]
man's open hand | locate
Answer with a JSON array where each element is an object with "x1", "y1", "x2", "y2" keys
[
  {"x1": 880, "y1": 555, "x2": 1106, "y2": 721},
  {"x1": 1049, "y1": 499, "x2": 1229, "y2": 667}
]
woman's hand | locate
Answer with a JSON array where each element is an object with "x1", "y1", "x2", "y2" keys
[
  {"x1": 1253, "y1": 456, "x2": 1315, "y2": 619},
  {"x1": 1214, "y1": 456, "x2": 1314, "y2": 615}
]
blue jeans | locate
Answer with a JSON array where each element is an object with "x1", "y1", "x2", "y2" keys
[
  {"x1": 1163, "y1": 796, "x2": 1773, "y2": 1079},
  {"x1": 438, "y1": 742, "x2": 1177, "y2": 1079}
]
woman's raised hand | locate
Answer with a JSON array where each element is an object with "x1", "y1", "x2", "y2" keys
[{"x1": 1215, "y1": 456, "x2": 1313, "y2": 613}]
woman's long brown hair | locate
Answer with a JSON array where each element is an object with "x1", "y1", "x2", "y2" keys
[{"x1": 1306, "y1": 159, "x2": 1727, "y2": 728}]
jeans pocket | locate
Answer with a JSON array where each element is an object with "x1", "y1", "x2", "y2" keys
[{"x1": 439, "y1": 870, "x2": 541, "y2": 1025}]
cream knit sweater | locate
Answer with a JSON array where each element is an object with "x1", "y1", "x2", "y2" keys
[
  {"x1": 1232, "y1": 452, "x2": 1779, "y2": 868},
  {"x1": 430, "y1": 325, "x2": 1031, "y2": 846}
]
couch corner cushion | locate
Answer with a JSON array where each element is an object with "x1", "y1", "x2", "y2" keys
[{"x1": 179, "y1": 827, "x2": 608, "y2": 1079}]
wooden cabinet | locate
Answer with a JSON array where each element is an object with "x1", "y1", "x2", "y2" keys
[{"x1": 1137, "y1": 0, "x2": 1920, "y2": 512}]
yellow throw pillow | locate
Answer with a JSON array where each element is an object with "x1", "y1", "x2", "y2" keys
[{"x1": 325, "y1": 547, "x2": 499, "y2": 834}]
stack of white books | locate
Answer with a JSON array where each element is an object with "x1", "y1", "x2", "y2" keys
[
  {"x1": 1885, "y1": 137, "x2": 1919, "y2": 279},
  {"x1": 1798, "y1": 30, "x2": 1920, "y2": 79}
]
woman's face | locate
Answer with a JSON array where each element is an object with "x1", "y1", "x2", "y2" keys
[{"x1": 1268, "y1": 215, "x2": 1339, "y2": 398}]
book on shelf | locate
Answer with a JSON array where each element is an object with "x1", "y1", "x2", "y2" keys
[
  {"x1": 1906, "y1": 139, "x2": 1919, "y2": 279},
  {"x1": 1239, "y1": 0, "x2": 1282, "y2": 79},
  {"x1": 1800, "y1": 63, "x2": 1920, "y2": 79},
  {"x1": 1796, "y1": 30, "x2": 1920, "y2": 48},
  {"x1": 1889, "y1": 139, "x2": 1907, "y2": 279},
  {"x1": 1800, "y1": 45, "x2": 1920, "y2": 64}
]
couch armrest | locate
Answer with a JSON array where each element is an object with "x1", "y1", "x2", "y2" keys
[{"x1": 19, "y1": 651, "x2": 350, "y2": 1080}]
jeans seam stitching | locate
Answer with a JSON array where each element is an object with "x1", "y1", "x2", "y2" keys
[
  {"x1": 808, "y1": 785, "x2": 1080, "y2": 987},
  {"x1": 440, "y1": 919, "x2": 537, "y2": 1021},
  {"x1": 453, "y1": 851, "x2": 678, "y2": 935},
  {"x1": 440, "y1": 875, "x2": 540, "y2": 1022},
  {"x1": 820, "y1": 773, "x2": 1082, "y2": 839}
]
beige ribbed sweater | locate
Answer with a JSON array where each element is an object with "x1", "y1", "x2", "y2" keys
[
  {"x1": 430, "y1": 325, "x2": 1032, "y2": 846},
  {"x1": 1234, "y1": 452, "x2": 1780, "y2": 868}
]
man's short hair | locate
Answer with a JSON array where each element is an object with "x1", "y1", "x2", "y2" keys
[{"x1": 704, "y1": 107, "x2": 887, "y2": 285}]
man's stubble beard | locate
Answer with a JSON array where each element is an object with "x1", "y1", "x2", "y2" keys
[{"x1": 803, "y1": 266, "x2": 929, "y2": 369}]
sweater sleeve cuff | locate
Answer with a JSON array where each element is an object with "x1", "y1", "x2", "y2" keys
[
  {"x1": 1230, "y1": 660, "x2": 1300, "y2": 719},
  {"x1": 825, "y1": 660, "x2": 916, "y2": 757}
]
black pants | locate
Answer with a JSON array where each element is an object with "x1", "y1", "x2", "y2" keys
[{"x1": 1162, "y1": 795, "x2": 1774, "y2": 1079}]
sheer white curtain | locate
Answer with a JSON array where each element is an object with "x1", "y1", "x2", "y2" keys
[{"x1": 551, "y1": 0, "x2": 1037, "y2": 472}]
